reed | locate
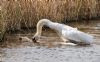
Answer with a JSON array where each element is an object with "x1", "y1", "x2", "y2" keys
[
  {"x1": 1, "y1": 0, "x2": 100, "y2": 30},
  {"x1": 0, "y1": 10, "x2": 6, "y2": 41}
]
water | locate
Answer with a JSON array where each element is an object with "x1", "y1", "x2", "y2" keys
[{"x1": 0, "y1": 20, "x2": 100, "y2": 62}]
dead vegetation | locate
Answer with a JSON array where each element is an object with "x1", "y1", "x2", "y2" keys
[{"x1": 0, "y1": 0, "x2": 100, "y2": 31}]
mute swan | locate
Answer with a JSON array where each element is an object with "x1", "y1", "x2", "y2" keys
[{"x1": 32, "y1": 19, "x2": 94, "y2": 45}]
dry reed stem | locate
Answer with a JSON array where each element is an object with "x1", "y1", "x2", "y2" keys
[{"x1": 0, "y1": 0, "x2": 100, "y2": 30}]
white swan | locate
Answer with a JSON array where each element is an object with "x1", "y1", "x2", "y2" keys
[{"x1": 32, "y1": 19, "x2": 94, "y2": 45}]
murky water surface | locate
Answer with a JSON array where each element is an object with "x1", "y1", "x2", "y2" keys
[{"x1": 0, "y1": 20, "x2": 100, "y2": 62}]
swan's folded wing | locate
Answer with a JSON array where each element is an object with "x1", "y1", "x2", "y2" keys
[
  {"x1": 62, "y1": 30, "x2": 94, "y2": 44},
  {"x1": 76, "y1": 30, "x2": 94, "y2": 44}
]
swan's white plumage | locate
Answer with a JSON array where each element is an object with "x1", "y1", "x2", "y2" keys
[
  {"x1": 62, "y1": 29, "x2": 93, "y2": 44},
  {"x1": 33, "y1": 19, "x2": 94, "y2": 45}
]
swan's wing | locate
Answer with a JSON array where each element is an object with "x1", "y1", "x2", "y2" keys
[
  {"x1": 62, "y1": 30, "x2": 94, "y2": 44},
  {"x1": 75, "y1": 30, "x2": 94, "y2": 44}
]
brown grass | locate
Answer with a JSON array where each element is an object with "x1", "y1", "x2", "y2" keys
[
  {"x1": 0, "y1": 0, "x2": 100, "y2": 30},
  {"x1": 0, "y1": 10, "x2": 6, "y2": 41}
]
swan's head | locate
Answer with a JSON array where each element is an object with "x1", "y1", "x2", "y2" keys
[{"x1": 32, "y1": 33, "x2": 40, "y2": 43}]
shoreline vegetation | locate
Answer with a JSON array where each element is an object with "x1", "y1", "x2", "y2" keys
[{"x1": 0, "y1": 0, "x2": 100, "y2": 41}]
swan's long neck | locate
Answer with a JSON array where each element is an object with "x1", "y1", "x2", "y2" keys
[{"x1": 36, "y1": 19, "x2": 54, "y2": 36}]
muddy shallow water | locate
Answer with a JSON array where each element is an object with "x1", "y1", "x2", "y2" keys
[{"x1": 0, "y1": 20, "x2": 100, "y2": 62}]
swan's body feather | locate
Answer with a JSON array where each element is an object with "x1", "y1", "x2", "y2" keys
[{"x1": 62, "y1": 30, "x2": 93, "y2": 44}]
